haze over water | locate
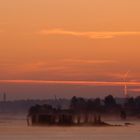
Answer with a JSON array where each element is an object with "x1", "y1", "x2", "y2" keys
[{"x1": 0, "y1": 119, "x2": 140, "y2": 140}]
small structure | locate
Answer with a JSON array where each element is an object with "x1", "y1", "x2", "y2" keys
[{"x1": 27, "y1": 104, "x2": 109, "y2": 126}]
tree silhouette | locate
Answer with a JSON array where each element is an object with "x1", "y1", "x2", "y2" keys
[
  {"x1": 125, "y1": 97, "x2": 135, "y2": 108},
  {"x1": 70, "y1": 96, "x2": 78, "y2": 110},
  {"x1": 104, "y1": 95, "x2": 116, "y2": 107},
  {"x1": 135, "y1": 96, "x2": 140, "y2": 108}
]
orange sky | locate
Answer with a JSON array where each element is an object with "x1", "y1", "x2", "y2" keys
[{"x1": 0, "y1": 0, "x2": 140, "y2": 99}]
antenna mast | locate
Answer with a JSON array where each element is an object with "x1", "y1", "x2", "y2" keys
[{"x1": 124, "y1": 71, "x2": 130, "y2": 98}]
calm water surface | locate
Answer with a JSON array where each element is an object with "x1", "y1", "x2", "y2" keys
[{"x1": 0, "y1": 119, "x2": 140, "y2": 140}]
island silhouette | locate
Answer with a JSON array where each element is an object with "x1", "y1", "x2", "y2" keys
[{"x1": 26, "y1": 95, "x2": 140, "y2": 126}]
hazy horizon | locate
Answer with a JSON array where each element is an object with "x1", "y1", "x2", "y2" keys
[{"x1": 0, "y1": 82, "x2": 139, "y2": 100}]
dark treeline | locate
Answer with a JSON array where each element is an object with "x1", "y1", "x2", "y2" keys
[
  {"x1": 27, "y1": 95, "x2": 140, "y2": 126},
  {"x1": 70, "y1": 95, "x2": 140, "y2": 119},
  {"x1": 1, "y1": 95, "x2": 140, "y2": 119}
]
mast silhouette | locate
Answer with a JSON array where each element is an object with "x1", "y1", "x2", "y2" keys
[{"x1": 123, "y1": 71, "x2": 130, "y2": 98}]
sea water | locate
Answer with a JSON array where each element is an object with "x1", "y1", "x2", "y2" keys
[{"x1": 0, "y1": 118, "x2": 140, "y2": 140}]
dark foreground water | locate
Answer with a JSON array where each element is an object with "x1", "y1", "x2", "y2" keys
[{"x1": 0, "y1": 118, "x2": 140, "y2": 140}]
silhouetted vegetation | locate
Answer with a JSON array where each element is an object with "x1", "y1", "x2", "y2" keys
[
  {"x1": 1, "y1": 95, "x2": 140, "y2": 121},
  {"x1": 27, "y1": 102, "x2": 109, "y2": 126},
  {"x1": 70, "y1": 95, "x2": 140, "y2": 119},
  {"x1": 27, "y1": 95, "x2": 140, "y2": 126}
]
